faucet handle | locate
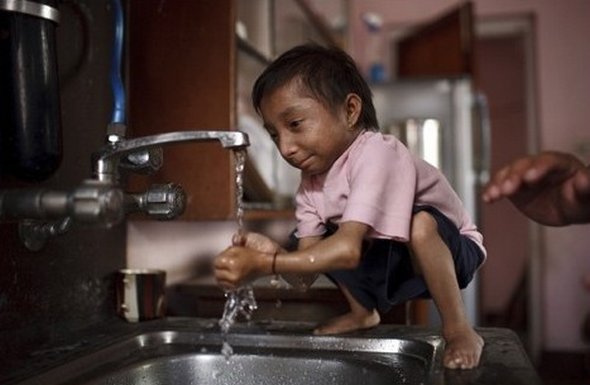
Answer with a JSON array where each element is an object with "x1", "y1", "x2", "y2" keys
[
  {"x1": 126, "y1": 183, "x2": 186, "y2": 220},
  {"x1": 119, "y1": 147, "x2": 163, "y2": 175}
]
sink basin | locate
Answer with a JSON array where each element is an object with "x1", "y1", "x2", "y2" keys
[{"x1": 16, "y1": 327, "x2": 443, "y2": 385}]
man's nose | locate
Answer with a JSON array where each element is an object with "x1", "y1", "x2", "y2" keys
[{"x1": 278, "y1": 134, "x2": 297, "y2": 158}]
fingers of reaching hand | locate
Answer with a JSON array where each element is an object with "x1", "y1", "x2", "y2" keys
[
  {"x1": 483, "y1": 151, "x2": 585, "y2": 202},
  {"x1": 484, "y1": 156, "x2": 544, "y2": 202},
  {"x1": 491, "y1": 166, "x2": 517, "y2": 197},
  {"x1": 527, "y1": 151, "x2": 586, "y2": 184},
  {"x1": 483, "y1": 164, "x2": 521, "y2": 202},
  {"x1": 574, "y1": 167, "x2": 590, "y2": 198},
  {"x1": 504, "y1": 155, "x2": 545, "y2": 187},
  {"x1": 481, "y1": 183, "x2": 500, "y2": 203}
]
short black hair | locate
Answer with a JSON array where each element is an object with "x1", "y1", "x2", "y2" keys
[{"x1": 252, "y1": 43, "x2": 379, "y2": 130}]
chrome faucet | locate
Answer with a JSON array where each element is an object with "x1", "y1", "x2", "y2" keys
[
  {"x1": 93, "y1": 130, "x2": 249, "y2": 183},
  {"x1": 0, "y1": 130, "x2": 250, "y2": 250}
]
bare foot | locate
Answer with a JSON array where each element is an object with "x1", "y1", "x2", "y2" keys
[
  {"x1": 313, "y1": 309, "x2": 380, "y2": 335},
  {"x1": 443, "y1": 327, "x2": 484, "y2": 369}
]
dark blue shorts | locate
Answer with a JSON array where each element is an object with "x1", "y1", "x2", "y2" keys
[{"x1": 324, "y1": 205, "x2": 484, "y2": 314}]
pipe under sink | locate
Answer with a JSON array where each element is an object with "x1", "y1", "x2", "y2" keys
[{"x1": 14, "y1": 328, "x2": 444, "y2": 385}]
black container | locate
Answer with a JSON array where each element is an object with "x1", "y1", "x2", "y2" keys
[{"x1": 0, "y1": 0, "x2": 62, "y2": 181}]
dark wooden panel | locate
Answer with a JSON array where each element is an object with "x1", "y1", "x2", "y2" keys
[
  {"x1": 396, "y1": 1, "x2": 474, "y2": 78},
  {"x1": 128, "y1": 0, "x2": 236, "y2": 219}
]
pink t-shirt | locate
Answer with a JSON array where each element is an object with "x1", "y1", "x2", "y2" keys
[{"x1": 295, "y1": 130, "x2": 486, "y2": 258}]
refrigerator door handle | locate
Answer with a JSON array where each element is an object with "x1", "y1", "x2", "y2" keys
[{"x1": 474, "y1": 91, "x2": 492, "y2": 185}]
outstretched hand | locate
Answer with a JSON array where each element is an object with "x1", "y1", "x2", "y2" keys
[
  {"x1": 482, "y1": 151, "x2": 590, "y2": 226},
  {"x1": 213, "y1": 232, "x2": 279, "y2": 290}
]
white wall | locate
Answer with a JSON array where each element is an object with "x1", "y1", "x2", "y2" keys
[
  {"x1": 349, "y1": 0, "x2": 590, "y2": 351},
  {"x1": 127, "y1": 219, "x2": 296, "y2": 286},
  {"x1": 127, "y1": 221, "x2": 237, "y2": 285}
]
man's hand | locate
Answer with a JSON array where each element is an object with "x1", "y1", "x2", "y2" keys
[{"x1": 482, "y1": 151, "x2": 590, "y2": 225}]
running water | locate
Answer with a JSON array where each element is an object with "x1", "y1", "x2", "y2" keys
[{"x1": 218, "y1": 149, "x2": 258, "y2": 359}]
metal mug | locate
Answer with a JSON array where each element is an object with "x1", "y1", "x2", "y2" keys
[{"x1": 116, "y1": 269, "x2": 166, "y2": 322}]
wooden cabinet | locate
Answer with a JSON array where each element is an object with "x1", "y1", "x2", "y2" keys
[
  {"x1": 237, "y1": 0, "x2": 350, "y2": 212},
  {"x1": 127, "y1": 0, "x2": 346, "y2": 220},
  {"x1": 128, "y1": 0, "x2": 237, "y2": 220},
  {"x1": 395, "y1": 1, "x2": 475, "y2": 79}
]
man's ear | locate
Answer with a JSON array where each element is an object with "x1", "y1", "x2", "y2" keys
[{"x1": 345, "y1": 93, "x2": 362, "y2": 126}]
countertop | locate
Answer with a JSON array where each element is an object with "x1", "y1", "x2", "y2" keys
[{"x1": 2, "y1": 317, "x2": 541, "y2": 385}]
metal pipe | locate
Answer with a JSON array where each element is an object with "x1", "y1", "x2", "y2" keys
[
  {"x1": 1, "y1": 189, "x2": 70, "y2": 220},
  {"x1": 0, "y1": 180, "x2": 124, "y2": 226}
]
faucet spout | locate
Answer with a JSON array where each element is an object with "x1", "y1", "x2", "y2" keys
[{"x1": 93, "y1": 130, "x2": 249, "y2": 182}]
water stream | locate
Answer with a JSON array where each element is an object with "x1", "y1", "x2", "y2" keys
[{"x1": 218, "y1": 149, "x2": 258, "y2": 359}]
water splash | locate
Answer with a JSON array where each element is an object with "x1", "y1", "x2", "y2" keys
[
  {"x1": 234, "y1": 149, "x2": 245, "y2": 233},
  {"x1": 217, "y1": 149, "x2": 258, "y2": 357},
  {"x1": 218, "y1": 285, "x2": 257, "y2": 334},
  {"x1": 221, "y1": 341, "x2": 234, "y2": 360}
]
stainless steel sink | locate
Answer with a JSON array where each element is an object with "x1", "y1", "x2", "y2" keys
[{"x1": 16, "y1": 328, "x2": 444, "y2": 385}]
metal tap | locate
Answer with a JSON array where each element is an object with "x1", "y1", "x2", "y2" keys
[
  {"x1": 93, "y1": 130, "x2": 250, "y2": 183},
  {"x1": 0, "y1": 130, "x2": 250, "y2": 251}
]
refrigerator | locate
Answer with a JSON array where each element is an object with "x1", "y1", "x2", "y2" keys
[{"x1": 371, "y1": 78, "x2": 490, "y2": 326}]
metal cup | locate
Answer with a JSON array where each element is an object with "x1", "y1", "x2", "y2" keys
[{"x1": 116, "y1": 269, "x2": 166, "y2": 322}]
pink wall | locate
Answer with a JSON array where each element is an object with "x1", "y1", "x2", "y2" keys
[
  {"x1": 127, "y1": 0, "x2": 590, "y2": 353},
  {"x1": 349, "y1": 0, "x2": 590, "y2": 351}
]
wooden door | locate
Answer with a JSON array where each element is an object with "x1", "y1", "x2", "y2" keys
[{"x1": 396, "y1": 1, "x2": 474, "y2": 79}]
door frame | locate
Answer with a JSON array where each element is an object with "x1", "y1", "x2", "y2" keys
[{"x1": 475, "y1": 14, "x2": 542, "y2": 363}]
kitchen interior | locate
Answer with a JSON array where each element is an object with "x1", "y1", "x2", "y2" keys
[{"x1": 0, "y1": 0, "x2": 588, "y2": 384}]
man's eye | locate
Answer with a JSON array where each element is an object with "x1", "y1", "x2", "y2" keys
[{"x1": 289, "y1": 120, "x2": 302, "y2": 129}]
